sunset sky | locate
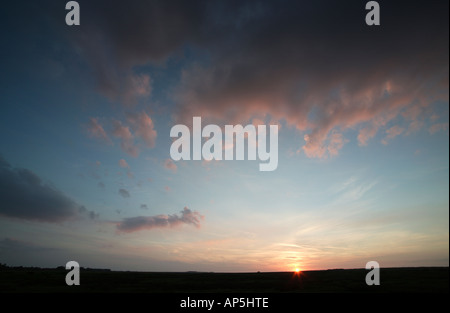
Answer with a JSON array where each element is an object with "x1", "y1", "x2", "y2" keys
[{"x1": 0, "y1": 0, "x2": 448, "y2": 272}]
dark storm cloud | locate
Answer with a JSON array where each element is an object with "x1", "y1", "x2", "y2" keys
[
  {"x1": 74, "y1": 0, "x2": 448, "y2": 157},
  {"x1": 0, "y1": 157, "x2": 97, "y2": 222},
  {"x1": 117, "y1": 207, "x2": 203, "y2": 232}
]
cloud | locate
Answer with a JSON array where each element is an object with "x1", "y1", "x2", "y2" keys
[
  {"x1": 0, "y1": 157, "x2": 95, "y2": 222},
  {"x1": 70, "y1": 0, "x2": 204, "y2": 106},
  {"x1": 112, "y1": 119, "x2": 139, "y2": 157},
  {"x1": 74, "y1": 29, "x2": 153, "y2": 106},
  {"x1": 86, "y1": 113, "x2": 157, "y2": 157},
  {"x1": 116, "y1": 207, "x2": 203, "y2": 233},
  {"x1": 120, "y1": 73, "x2": 152, "y2": 105},
  {"x1": 119, "y1": 159, "x2": 129, "y2": 168},
  {"x1": 78, "y1": 205, "x2": 99, "y2": 220},
  {"x1": 126, "y1": 111, "x2": 157, "y2": 148},
  {"x1": 171, "y1": 1, "x2": 448, "y2": 158},
  {"x1": 164, "y1": 159, "x2": 177, "y2": 172},
  {"x1": 118, "y1": 188, "x2": 130, "y2": 198},
  {"x1": 429, "y1": 123, "x2": 449, "y2": 134},
  {"x1": 381, "y1": 125, "x2": 405, "y2": 145},
  {"x1": 119, "y1": 159, "x2": 135, "y2": 179},
  {"x1": 330, "y1": 176, "x2": 378, "y2": 205},
  {"x1": 358, "y1": 126, "x2": 378, "y2": 146},
  {"x1": 72, "y1": 0, "x2": 207, "y2": 82},
  {"x1": 74, "y1": 1, "x2": 448, "y2": 158},
  {"x1": 86, "y1": 118, "x2": 112, "y2": 145},
  {"x1": 327, "y1": 131, "x2": 348, "y2": 157},
  {"x1": 302, "y1": 130, "x2": 348, "y2": 158}
]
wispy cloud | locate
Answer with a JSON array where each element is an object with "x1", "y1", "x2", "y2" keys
[
  {"x1": 381, "y1": 125, "x2": 405, "y2": 145},
  {"x1": 330, "y1": 176, "x2": 378, "y2": 205},
  {"x1": 429, "y1": 123, "x2": 449, "y2": 134}
]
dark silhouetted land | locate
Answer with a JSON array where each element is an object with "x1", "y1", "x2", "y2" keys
[{"x1": 0, "y1": 265, "x2": 448, "y2": 293}]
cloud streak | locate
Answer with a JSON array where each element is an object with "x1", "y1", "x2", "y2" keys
[{"x1": 116, "y1": 207, "x2": 203, "y2": 233}]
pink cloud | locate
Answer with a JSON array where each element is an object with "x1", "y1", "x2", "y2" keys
[
  {"x1": 358, "y1": 126, "x2": 378, "y2": 146},
  {"x1": 86, "y1": 113, "x2": 157, "y2": 160},
  {"x1": 381, "y1": 125, "x2": 405, "y2": 145},
  {"x1": 429, "y1": 123, "x2": 449, "y2": 134},
  {"x1": 119, "y1": 159, "x2": 129, "y2": 168},
  {"x1": 78, "y1": 1, "x2": 447, "y2": 160},
  {"x1": 172, "y1": 19, "x2": 447, "y2": 159},
  {"x1": 327, "y1": 131, "x2": 348, "y2": 157},
  {"x1": 302, "y1": 130, "x2": 348, "y2": 158},
  {"x1": 164, "y1": 159, "x2": 177, "y2": 172},
  {"x1": 86, "y1": 118, "x2": 112, "y2": 145},
  {"x1": 387, "y1": 125, "x2": 405, "y2": 138},
  {"x1": 127, "y1": 111, "x2": 157, "y2": 148},
  {"x1": 112, "y1": 119, "x2": 139, "y2": 157}
]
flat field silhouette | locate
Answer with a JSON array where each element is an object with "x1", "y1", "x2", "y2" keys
[{"x1": 0, "y1": 266, "x2": 448, "y2": 293}]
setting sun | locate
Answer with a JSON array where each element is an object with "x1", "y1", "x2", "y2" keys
[{"x1": 295, "y1": 268, "x2": 300, "y2": 273}]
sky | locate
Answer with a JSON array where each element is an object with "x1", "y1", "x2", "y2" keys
[{"x1": 0, "y1": 0, "x2": 448, "y2": 272}]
